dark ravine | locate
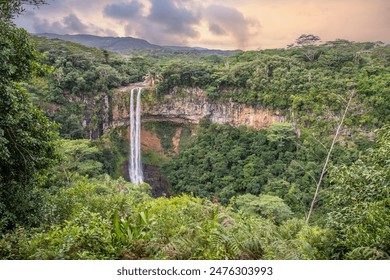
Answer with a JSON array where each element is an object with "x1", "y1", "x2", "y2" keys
[
  {"x1": 122, "y1": 161, "x2": 170, "y2": 198},
  {"x1": 143, "y1": 164, "x2": 171, "y2": 198}
]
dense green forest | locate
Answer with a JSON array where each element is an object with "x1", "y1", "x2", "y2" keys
[{"x1": 1, "y1": 2, "x2": 389, "y2": 260}]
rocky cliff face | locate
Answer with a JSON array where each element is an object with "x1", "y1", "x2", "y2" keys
[{"x1": 106, "y1": 86, "x2": 285, "y2": 132}]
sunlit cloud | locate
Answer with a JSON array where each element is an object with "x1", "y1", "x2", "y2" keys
[{"x1": 12, "y1": 0, "x2": 390, "y2": 50}]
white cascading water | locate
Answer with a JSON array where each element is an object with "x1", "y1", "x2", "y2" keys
[{"x1": 128, "y1": 87, "x2": 143, "y2": 184}]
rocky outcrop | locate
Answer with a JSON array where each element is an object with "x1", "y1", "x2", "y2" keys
[
  {"x1": 172, "y1": 127, "x2": 182, "y2": 155},
  {"x1": 141, "y1": 129, "x2": 165, "y2": 153},
  {"x1": 143, "y1": 88, "x2": 285, "y2": 129},
  {"x1": 123, "y1": 126, "x2": 165, "y2": 154},
  {"x1": 106, "y1": 86, "x2": 285, "y2": 132}
]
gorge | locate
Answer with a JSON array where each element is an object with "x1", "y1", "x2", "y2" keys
[
  {"x1": 118, "y1": 86, "x2": 287, "y2": 194},
  {"x1": 107, "y1": 85, "x2": 287, "y2": 154},
  {"x1": 96, "y1": 84, "x2": 287, "y2": 193}
]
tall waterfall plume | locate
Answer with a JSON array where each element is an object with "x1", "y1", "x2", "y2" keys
[{"x1": 128, "y1": 87, "x2": 143, "y2": 184}]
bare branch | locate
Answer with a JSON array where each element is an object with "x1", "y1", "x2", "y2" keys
[{"x1": 306, "y1": 91, "x2": 355, "y2": 224}]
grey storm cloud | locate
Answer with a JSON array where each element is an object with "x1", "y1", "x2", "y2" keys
[
  {"x1": 28, "y1": 12, "x2": 117, "y2": 36},
  {"x1": 204, "y1": 4, "x2": 258, "y2": 47},
  {"x1": 18, "y1": 0, "x2": 256, "y2": 47},
  {"x1": 62, "y1": 14, "x2": 89, "y2": 33},
  {"x1": 103, "y1": 1, "x2": 144, "y2": 20},
  {"x1": 102, "y1": 0, "x2": 201, "y2": 45},
  {"x1": 30, "y1": 13, "x2": 76, "y2": 34},
  {"x1": 209, "y1": 23, "x2": 227, "y2": 35},
  {"x1": 147, "y1": 0, "x2": 200, "y2": 37}
]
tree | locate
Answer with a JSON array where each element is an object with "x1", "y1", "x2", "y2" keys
[
  {"x1": 296, "y1": 34, "x2": 321, "y2": 46},
  {"x1": 0, "y1": 0, "x2": 46, "y2": 21},
  {"x1": 267, "y1": 122, "x2": 296, "y2": 148},
  {"x1": 59, "y1": 139, "x2": 104, "y2": 181},
  {"x1": 143, "y1": 71, "x2": 163, "y2": 87},
  {"x1": 294, "y1": 34, "x2": 322, "y2": 62},
  {"x1": 326, "y1": 126, "x2": 390, "y2": 259},
  {"x1": 234, "y1": 193, "x2": 293, "y2": 224},
  {"x1": 0, "y1": 10, "x2": 58, "y2": 232},
  {"x1": 102, "y1": 49, "x2": 109, "y2": 63}
]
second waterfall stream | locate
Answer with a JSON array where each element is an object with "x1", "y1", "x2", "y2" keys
[{"x1": 128, "y1": 87, "x2": 143, "y2": 184}]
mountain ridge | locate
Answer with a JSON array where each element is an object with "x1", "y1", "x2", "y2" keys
[{"x1": 36, "y1": 33, "x2": 238, "y2": 55}]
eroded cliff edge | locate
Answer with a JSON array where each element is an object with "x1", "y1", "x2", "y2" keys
[{"x1": 105, "y1": 86, "x2": 286, "y2": 133}]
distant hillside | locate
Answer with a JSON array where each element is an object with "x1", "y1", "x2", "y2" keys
[{"x1": 37, "y1": 33, "x2": 236, "y2": 55}]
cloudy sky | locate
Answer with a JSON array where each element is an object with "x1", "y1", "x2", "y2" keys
[{"x1": 14, "y1": 0, "x2": 390, "y2": 50}]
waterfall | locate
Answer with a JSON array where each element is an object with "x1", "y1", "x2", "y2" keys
[{"x1": 128, "y1": 87, "x2": 143, "y2": 184}]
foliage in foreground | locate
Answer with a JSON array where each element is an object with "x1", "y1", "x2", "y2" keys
[
  {"x1": 326, "y1": 126, "x2": 390, "y2": 259},
  {"x1": 0, "y1": 128, "x2": 388, "y2": 260},
  {"x1": 0, "y1": 20, "x2": 59, "y2": 233},
  {"x1": 0, "y1": 175, "x2": 335, "y2": 260}
]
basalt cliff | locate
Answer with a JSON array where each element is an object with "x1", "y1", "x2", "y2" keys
[{"x1": 106, "y1": 86, "x2": 285, "y2": 139}]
